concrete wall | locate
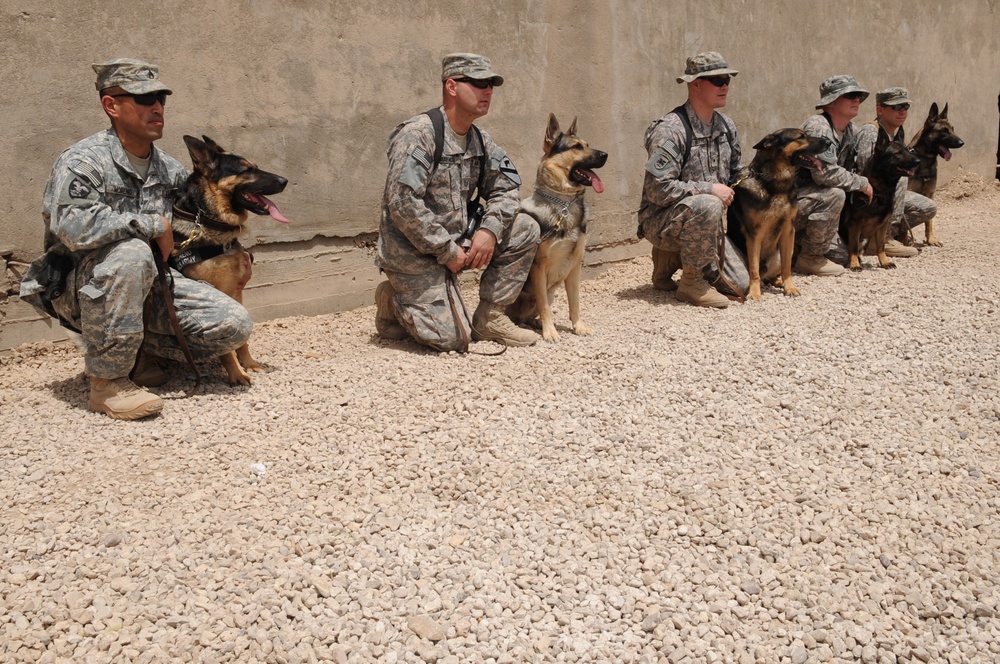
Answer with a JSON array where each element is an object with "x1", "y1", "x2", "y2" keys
[{"x1": 2, "y1": 0, "x2": 998, "y2": 349}]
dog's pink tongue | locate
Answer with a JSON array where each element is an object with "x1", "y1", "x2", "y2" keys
[
  {"x1": 942, "y1": 147, "x2": 953, "y2": 162},
  {"x1": 261, "y1": 195, "x2": 291, "y2": 223},
  {"x1": 586, "y1": 170, "x2": 605, "y2": 194}
]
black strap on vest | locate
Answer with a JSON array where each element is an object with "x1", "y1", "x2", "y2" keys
[
  {"x1": 670, "y1": 104, "x2": 736, "y2": 168},
  {"x1": 424, "y1": 108, "x2": 487, "y2": 210}
]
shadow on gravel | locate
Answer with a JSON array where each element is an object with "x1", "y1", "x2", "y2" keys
[
  {"x1": 364, "y1": 333, "x2": 441, "y2": 355},
  {"x1": 45, "y1": 368, "x2": 255, "y2": 413},
  {"x1": 615, "y1": 284, "x2": 685, "y2": 306}
]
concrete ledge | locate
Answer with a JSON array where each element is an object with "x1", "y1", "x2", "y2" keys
[{"x1": 0, "y1": 239, "x2": 646, "y2": 352}]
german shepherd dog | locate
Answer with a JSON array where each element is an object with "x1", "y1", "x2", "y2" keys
[
  {"x1": 170, "y1": 135, "x2": 289, "y2": 385},
  {"x1": 841, "y1": 129, "x2": 920, "y2": 271},
  {"x1": 506, "y1": 114, "x2": 607, "y2": 341},
  {"x1": 907, "y1": 102, "x2": 964, "y2": 245},
  {"x1": 726, "y1": 128, "x2": 830, "y2": 300}
]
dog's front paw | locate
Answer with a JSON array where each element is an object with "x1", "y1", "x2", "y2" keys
[
  {"x1": 783, "y1": 285, "x2": 800, "y2": 297},
  {"x1": 926, "y1": 238, "x2": 942, "y2": 247},
  {"x1": 881, "y1": 261, "x2": 897, "y2": 270},
  {"x1": 574, "y1": 321, "x2": 593, "y2": 336},
  {"x1": 226, "y1": 369, "x2": 252, "y2": 386},
  {"x1": 541, "y1": 325, "x2": 561, "y2": 342}
]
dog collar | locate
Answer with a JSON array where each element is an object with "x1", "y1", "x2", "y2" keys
[
  {"x1": 535, "y1": 188, "x2": 582, "y2": 206},
  {"x1": 171, "y1": 203, "x2": 237, "y2": 233}
]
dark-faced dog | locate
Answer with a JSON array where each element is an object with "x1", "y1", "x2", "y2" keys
[
  {"x1": 726, "y1": 128, "x2": 830, "y2": 300},
  {"x1": 841, "y1": 129, "x2": 919, "y2": 271},
  {"x1": 907, "y1": 102, "x2": 964, "y2": 245},
  {"x1": 506, "y1": 114, "x2": 607, "y2": 341},
  {"x1": 171, "y1": 135, "x2": 289, "y2": 385}
]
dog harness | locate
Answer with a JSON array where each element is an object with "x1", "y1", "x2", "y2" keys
[{"x1": 169, "y1": 203, "x2": 246, "y2": 270}]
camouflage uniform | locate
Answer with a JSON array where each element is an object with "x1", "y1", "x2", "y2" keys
[
  {"x1": 376, "y1": 108, "x2": 537, "y2": 351},
  {"x1": 855, "y1": 121, "x2": 937, "y2": 241},
  {"x1": 20, "y1": 128, "x2": 253, "y2": 378},
  {"x1": 795, "y1": 113, "x2": 870, "y2": 255},
  {"x1": 637, "y1": 101, "x2": 742, "y2": 271}
]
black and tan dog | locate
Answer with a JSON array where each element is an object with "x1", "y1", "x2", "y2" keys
[
  {"x1": 907, "y1": 102, "x2": 964, "y2": 245},
  {"x1": 170, "y1": 135, "x2": 288, "y2": 385},
  {"x1": 841, "y1": 129, "x2": 920, "y2": 271},
  {"x1": 506, "y1": 114, "x2": 607, "y2": 341},
  {"x1": 726, "y1": 128, "x2": 830, "y2": 301}
]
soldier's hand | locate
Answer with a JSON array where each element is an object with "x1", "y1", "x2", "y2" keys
[
  {"x1": 155, "y1": 215, "x2": 174, "y2": 261},
  {"x1": 712, "y1": 183, "x2": 735, "y2": 208},
  {"x1": 466, "y1": 228, "x2": 497, "y2": 270},
  {"x1": 859, "y1": 183, "x2": 874, "y2": 203},
  {"x1": 446, "y1": 246, "x2": 468, "y2": 274}
]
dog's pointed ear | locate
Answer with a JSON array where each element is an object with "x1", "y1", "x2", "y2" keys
[
  {"x1": 927, "y1": 102, "x2": 939, "y2": 122},
  {"x1": 566, "y1": 116, "x2": 578, "y2": 137},
  {"x1": 752, "y1": 135, "x2": 771, "y2": 151},
  {"x1": 201, "y1": 135, "x2": 223, "y2": 151},
  {"x1": 183, "y1": 135, "x2": 217, "y2": 171},
  {"x1": 544, "y1": 113, "x2": 560, "y2": 153},
  {"x1": 940, "y1": 103, "x2": 949, "y2": 119}
]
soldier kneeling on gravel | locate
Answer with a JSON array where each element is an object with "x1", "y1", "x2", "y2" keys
[
  {"x1": 854, "y1": 86, "x2": 936, "y2": 258},
  {"x1": 374, "y1": 53, "x2": 539, "y2": 351},
  {"x1": 19, "y1": 59, "x2": 252, "y2": 420},
  {"x1": 637, "y1": 51, "x2": 743, "y2": 309}
]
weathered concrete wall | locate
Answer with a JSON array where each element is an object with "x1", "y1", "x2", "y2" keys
[{"x1": 3, "y1": 1, "x2": 998, "y2": 349}]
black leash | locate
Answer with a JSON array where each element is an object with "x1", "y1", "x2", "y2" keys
[
  {"x1": 444, "y1": 270, "x2": 506, "y2": 357},
  {"x1": 151, "y1": 243, "x2": 202, "y2": 397}
]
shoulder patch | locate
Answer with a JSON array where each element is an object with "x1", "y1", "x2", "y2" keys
[
  {"x1": 69, "y1": 161, "x2": 103, "y2": 188},
  {"x1": 68, "y1": 178, "x2": 92, "y2": 199},
  {"x1": 411, "y1": 146, "x2": 432, "y2": 171},
  {"x1": 646, "y1": 144, "x2": 678, "y2": 177},
  {"x1": 498, "y1": 155, "x2": 521, "y2": 186}
]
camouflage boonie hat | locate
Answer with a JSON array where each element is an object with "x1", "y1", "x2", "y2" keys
[
  {"x1": 876, "y1": 87, "x2": 912, "y2": 107},
  {"x1": 676, "y1": 52, "x2": 739, "y2": 83},
  {"x1": 441, "y1": 53, "x2": 504, "y2": 86},
  {"x1": 816, "y1": 74, "x2": 868, "y2": 108},
  {"x1": 93, "y1": 58, "x2": 173, "y2": 95}
]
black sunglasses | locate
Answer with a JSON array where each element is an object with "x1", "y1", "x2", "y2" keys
[
  {"x1": 108, "y1": 92, "x2": 168, "y2": 107},
  {"x1": 701, "y1": 76, "x2": 731, "y2": 88},
  {"x1": 454, "y1": 77, "x2": 495, "y2": 90},
  {"x1": 842, "y1": 92, "x2": 866, "y2": 101},
  {"x1": 884, "y1": 103, "x2": 910, "y2": 111}
]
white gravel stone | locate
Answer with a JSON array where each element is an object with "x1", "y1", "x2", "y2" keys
[{"x1": 1, "y1": 177, "x2": 998, "y2": 661}]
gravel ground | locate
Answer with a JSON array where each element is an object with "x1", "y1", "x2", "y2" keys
[{"x1": 2, "y1": 174, "x2": 999, "y2": 664}]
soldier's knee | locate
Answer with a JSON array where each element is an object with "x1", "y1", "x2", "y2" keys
[
  {"x1": 692, "y1": 194, "x2": 724, "y2": 219},
  {"x1": 514, "y1": 215, "x2": 541, "y2": 244},
  {"x1": 228, "y1": 305, "x2": 254, "y2": 347}
]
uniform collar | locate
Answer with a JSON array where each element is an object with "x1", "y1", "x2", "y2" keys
[{"x1": 106, "y1": 127, "x2": 166, "y2": 184}]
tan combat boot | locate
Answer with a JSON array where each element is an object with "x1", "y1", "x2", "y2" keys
[
  {"x1": 675, "y1": 269, "x2": 729, "y2": 308},
  {"x1": 89, "y1": 376, "x2": 164, "y2": 420},
  {"x1": 375, "y1": 281, "x2": 408, "y2": 340},
  {"x1": 794, "y1": 252, "x2": 845, "y2": 276},
  {"x1": 762, "y1": 253, "x2": 782, "y2": 281},
  {"x1": 882, "y1": 239, "x2": 919, "y2": 258},
  {"x1": 130, "y1": 350, "x2": 168, "y2": 388},
  {"x1": 651, "y1": 246, "x2": 680, "y2": 291},
  {"x1": 472, "y1": 301, "x2": 539, "y2": 346}
]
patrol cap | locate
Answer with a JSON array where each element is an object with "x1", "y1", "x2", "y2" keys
[
  {"x1": 676, "y1": 52, "x2": 739, "y2": 83},
  {"x1": 93, "y1": 58, "x2": 173, "y2": 95},
  {"x1": 441, "y1": 53, "x2": 504, "y2": 86},
  {"x1": 876, "y1": 86, "x2": 912, "y2": 107},
  {"x1": 816, "y1": 74, "x2": 868, "y2": 108}
]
